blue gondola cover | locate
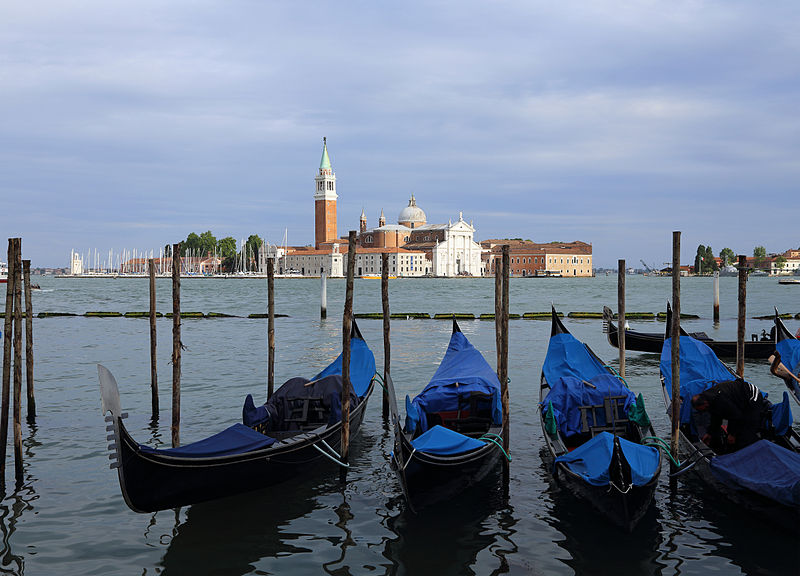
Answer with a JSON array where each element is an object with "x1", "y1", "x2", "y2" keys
[
  {"x1": 407, "y1": 331, "x2": 502, "y2": 433},
  {"x1": 776, "y1": 339, "x2": 800, "y2": 399},
  {"x1": 771, "y1": 391, "x2": 794, "y2": 436},
  {"x1": 541, "y1": 374, "x2": 635, "y2": 438},
  {"x1": 140, "y1": 423, "x2": 276, "y2": 458},
  {"x1": 410, "y1": 424, "x2": 486, "y2": 456},
  {"x1": 709, "y1": 439, "x2": 800, "y2": 507},
  {"x1": 542, "y1": 332, "x2": 609, "y2": 386},
  {"x1": 314, "y1": 337, "x2": 376, "y2": 397},
  {"x1": 661, "y1": 335, "x2": 742, "y2": 424},
  {"x1": 555, "y1": 431, "x2": 660, "y2": 487}
]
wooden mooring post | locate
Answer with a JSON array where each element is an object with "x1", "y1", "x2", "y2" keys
[
  {"x1": 12, "y1": 239, "x2": 23, "y2": 485},
  {"x1": 713, "y1": 271, "x2": 720, "y2": 325},
  {"x1": 381, "y1": 254, "x2": 390, "y2": 420},
  {"x1": 340, "y1": 231, "x2": 356, "y2": 482},
  {"x1": 618, "y1": 259, "x2": 626, "y2": 379},
  {"x1": 23, "y1": 259, "x2": 35, "y2": 421},
  {"x1": 494, "y1": 254, "x2": 502, "y2": 371},
  {"x1": 171, "y1": 244, "x2": 181, "y2": 448},
  {"x1": 670, "y1": 232, "x2": 681, "y2": 474},
  {"x1": 736, "y1": 254, "x2": 747, "y2": 378},
  {"x1": 1, "y1": 239, "x2": 15, "y2": 484},
  {"x1": 320, "y1": 272, "x2": 327, "y2": 319},
  {"x1": 267, "y1": 258, "x2": 275, "y2": 399},
  {"x1": 500, "y1": 245, "x2": 510, "y2": 486},
  {"x1": 148, "y1": 259, "x2": 158, "y2": 417}
]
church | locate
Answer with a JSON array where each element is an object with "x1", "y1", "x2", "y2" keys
[{"x1": 280, "y1": 139, "x2": 485, "y2": 277}]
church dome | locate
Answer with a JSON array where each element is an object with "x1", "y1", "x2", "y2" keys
[{"x1": 398, "y1": 195, "x2": 426, "y2": 228}]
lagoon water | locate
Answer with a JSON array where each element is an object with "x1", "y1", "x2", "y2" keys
[{"x1": 2, "y1": 275, "x2": 799, "y2": 575}]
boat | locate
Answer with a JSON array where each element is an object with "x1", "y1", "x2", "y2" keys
[
  {"x1": 778, "y1": 278, "x2": 800, "y2": 285},
  {"x1": 660, "y1": 306, "x2": 800, "y2": 526},
  {"x1": 99, "y1": 321, "x2": 376, "y2": 513},
  {"x1": 770, "y1": 311, "x2": 800, "y2": 406},
  {"x1": 0, "y1": 261, "x2": 7, "y2": 284},
  {"x1": 539, "y1": 307, "x2": 661, "y2": 531},
  {"x1": 386, "y1": 318, "x2": 506, "y2": 511},
  {"x1": 361, "y1": 275, "x2": 397, "y2": 280},
  {"x1": 602, "y1": 305, "x2": 778, "y2": 359}
]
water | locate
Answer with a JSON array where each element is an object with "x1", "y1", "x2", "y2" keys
[{"x1": 2, "y1": 275, "x2": 799, "y2": 575}]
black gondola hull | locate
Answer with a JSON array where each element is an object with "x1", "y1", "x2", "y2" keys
[
  {"x1": 113, "y1": 382, "x2": 373, "y2": 513},
  {"x1": 394, "y1": 425, "x2": 504, "y2": 510}
]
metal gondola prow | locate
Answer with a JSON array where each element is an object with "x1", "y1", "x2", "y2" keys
[
  {"x1": 452, "y1": 316, "x2": 461, "y2": 334},
  {"x1": 351, "y1": 318, "x2": 364, "y2": 341}
]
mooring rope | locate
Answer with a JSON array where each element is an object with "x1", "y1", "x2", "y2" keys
[{"x1": 312, "y1": 439, "x2": 350, "y2": 468}]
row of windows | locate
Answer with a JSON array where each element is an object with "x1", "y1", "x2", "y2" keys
[
  {"x1": 316, "y1": 181, "x2": 335, "y2": 191},
  {"x1": 504, "y1": 256, "x2": 590, "y2": 264}
]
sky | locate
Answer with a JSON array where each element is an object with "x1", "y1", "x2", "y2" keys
[{"x1": 1, "y1": 1, "x2": 799, "y2": 268}]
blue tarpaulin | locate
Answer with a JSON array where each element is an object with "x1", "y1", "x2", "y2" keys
[
  {"x1": 140, "y1": 423, "x2": 276, "y2": 458},
  {"x1": 314, "y1": 336, "x2": 376, "y2": 398},
  {"x1": 555, "y1": 431, "x2": 660, "y2": 487},
  {"x1": 660, "y1": 335, "x2": 739, "y2": 424},
  {"x1": 541, "y1": 374, "x2": 635, "y2": 438},
  {"x1": 541, "y1": 331, "x2": 634, "y2": 437},
  {"x1": 407, "y1": 331, "x2": 502, "y2": 433},
  {"x1": 410, "y1": 424, "x2": 486, "y2": 456},
  {"x1": 776, "y1": 338, "x2": 800, "y2": 399},
  {"x1": 772, "y1": 391, "x2": 794, "y2": 436},
  {"x1": 710, "y1": 439, "x2": 800, "y2": 508}
]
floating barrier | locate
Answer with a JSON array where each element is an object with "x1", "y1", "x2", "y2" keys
[
  {"x1": 608, "y1": 312, "x2": 656, "y2": 320},
  {"x1": 85, "y1": 311, "x2": 123, "y2": 317},
  {"x1": 124, "y1": 311, "x2": 163, "y2": 318},
  {"x1": 567, "y1": 312, "x2": 604, "y2": 319},
  {"x1": 433, "y1": 313, "x2": 475, "y2": 320},
  {"x1": 656, "y1": 312, "x2": 700, "y2": 320}
]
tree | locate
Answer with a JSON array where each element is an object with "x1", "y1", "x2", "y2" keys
[
  {"x1": 695, "y1": 244, "x2": 706, "y2": 274},
  {"x1": 246, "y1": 234, "x2": 264, "y2": 271},
  {"x1": 198, "y1": 231, "x2": 217, "y2": 258},
  {"x1": 704, "y1": 246, "x2": 718, "y2": 272},
  {"x1": 182, "y1": 232, "x2": 202, "y2": 256},
  {"x1": 719, "y1": 247, "x2": 735, "y2": 267},
  {"x1": 753, "y1": 246, "x2": 767, "y2": 269},
  {"x1": 775, "y1": 255, "x2": 787, "y2": 270}
]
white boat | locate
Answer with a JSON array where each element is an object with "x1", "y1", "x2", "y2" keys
[
  {"x1": 778, "y1": 278, "x2": 800, "y2": 285},
  {"x1": 0, "y1": 261, "x2": 7, "y2": 284}
]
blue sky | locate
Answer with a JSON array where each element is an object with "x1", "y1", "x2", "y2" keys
[{"x1": 2, "y1": 1, "x2": 798, "y2": 268}]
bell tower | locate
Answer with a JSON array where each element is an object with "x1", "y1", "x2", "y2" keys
[{"x1": 314, "y1": 137, "x2": 338, "y2": 248}]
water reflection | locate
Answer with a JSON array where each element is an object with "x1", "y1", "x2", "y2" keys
[
  {"x1": 156, "y1": 478, "x2": 327, "y2": 576},
  {"x1": 383, "y1": 476, "x2": 510, "y2": 576}
]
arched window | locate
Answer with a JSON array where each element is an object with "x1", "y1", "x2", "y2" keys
[{"x1": 365, "y1": 235, "x2": 373, "y2": 243}]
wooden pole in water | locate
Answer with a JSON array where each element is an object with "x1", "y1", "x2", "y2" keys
[
  {"x1": 171, "y1": 243, "x2": 181, "y2": 448},
  {"x1": 1, "y1": 239, "x2": 15, "y2": 484},
  {"x1": 12, "y1": 239, "x2": 23, "y2": 485},
  {"x1": 494, "y1": 254, "x2": 502, "y2": 373},
  {"x1": 381, "y1": 253, "x2": 390, "y2": 421},
  {"x1": 618, "y1": 259, "x2": 626, "y2": 379},
  {"x1": 340, "y1": 231, "x2": 356, "y2": 482},
  {"x1": 713, "y1": 271, "x2": 720, "y2": 325},
  {"x1": 148, "y1": 258, "x2": 158, "y2": 417},
  {"x1": 320, "y1": 271, "x2": 327, "y2": 319},
  {"x1": 267, "y1": 258, "x2": 275, "y2": 399},
  {"x1": 500, "y1": 245, "x2": 510, "y2": 475},
  {"x1": 670, "y1": 232, "x2": 681, "y2": 472},
  {"x1": 736, "y1": 254, "x2": 747, "y2": 378},
  {"x1": 22, "y1": 259, "x2": 35, "y2": 421}
]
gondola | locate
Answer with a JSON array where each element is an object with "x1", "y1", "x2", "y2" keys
[
  {"x1": 770, "y1": 310, "x2": 800, "y2": 406},
  {"x1": 602, "y1": 305, "x2": 777, "y2": 358},
  {"x1": 99, "y1": 321, "x2": 376, "y2": 513},
  {"x1": 386, "y1": 319, "x2": 506, "y2": 511},
  {"x1": 660, "y1": 306, "x2": 800, "y2": 526},
  {"x1": 539, "y1": 307, "x2": 661, "y2": 532}
]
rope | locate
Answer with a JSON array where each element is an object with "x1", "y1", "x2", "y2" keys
[
  {"x1": 480, "y1": 435, "x2": 512, "y2": 462},
  {"x1": 402, "y1": 447, "x2": 417, "y2": 471},
  {"x1": 642, "y1": 435, "x2": 681, "y2": 467},
  {"x1": 311, "y1": 442, "x2": 350, "y2": 468},
  {"x1": 604, "y1": 365, "x2": 629, "y2": 388},
  {"x1": 371, "y1": 373, "x2": 387, "y2": 394}
]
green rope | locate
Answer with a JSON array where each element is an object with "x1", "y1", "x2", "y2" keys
[
  {"x1": 479, "y1": 434, "x2": 512, "y2": 462},
  {"x1": 642, "y1": 436, "x2": 681, "y2": 468},
  {"x1": 604, "y1": 365, "x2": 629, "y2": 388},
  {"x1": 371, "y1": 373, "x2": 387, "y2": 394}
]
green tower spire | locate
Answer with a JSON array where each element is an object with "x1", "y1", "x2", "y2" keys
[{"x1": 320, "y1": 137, "x2": 331, "y2": 170}]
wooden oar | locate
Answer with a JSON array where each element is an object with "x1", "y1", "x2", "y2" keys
[{"x1": 768, "y1": 353, "x2": 800, "y2": 385}]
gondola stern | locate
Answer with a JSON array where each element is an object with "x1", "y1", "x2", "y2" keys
[{"x1": 550, "y1": 306, "x2": 568, "y2": 337}]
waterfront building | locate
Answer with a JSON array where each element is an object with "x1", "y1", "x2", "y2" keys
[
  {"x1": 769, "y1": 248, "x2": 800, "y2": 276},
  {"x1": 482, "y1": 240, "x2": 593, "y2": 277}
]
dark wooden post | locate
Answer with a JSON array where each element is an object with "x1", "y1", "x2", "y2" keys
[
  {"x1": 340, "y1": 231, "x2": 356, "y2": 482},
  {"x1": 148, "y1": 259, "x2": 158, "y2": 417},
  {"x1": 670, "y1": 232, "x2": 681, "y2": 472},
  {"x1": 618, "y1": 259, "x2": 626, "y2": 379},
  {"x1": 23, "y1": 259, "x2": 35, "y2": 421},
  {"x1": 267, "y1": 258, "x2": 275, "y2": 398},
  {"x1": 320, "y1": 272, "x2": 327, "y2": 319},
  {"x1": 381, "y1": 253, "x2": 390, "y2": 420},
  {"x1": 494, "y1": 254, "x2": 502, "y2": 372},
  {"x1": 171, "y1": 243, "x2": 181, "y2": 448},
  {"x1": 713, "y1": 271, "x2": 720, "y2": 325},
  {"x1": 736, "y1": 254, "x2": 747, "y2": 378},
  {"x1": 500, "y1": 245, "x2": 510, "y2": 483},
  {"x1": 1, "y1": 239, "x2": 14, "y2": 484},
  {"x1": 12, "y1": 240, "x2": 23, "y2": 484}
]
